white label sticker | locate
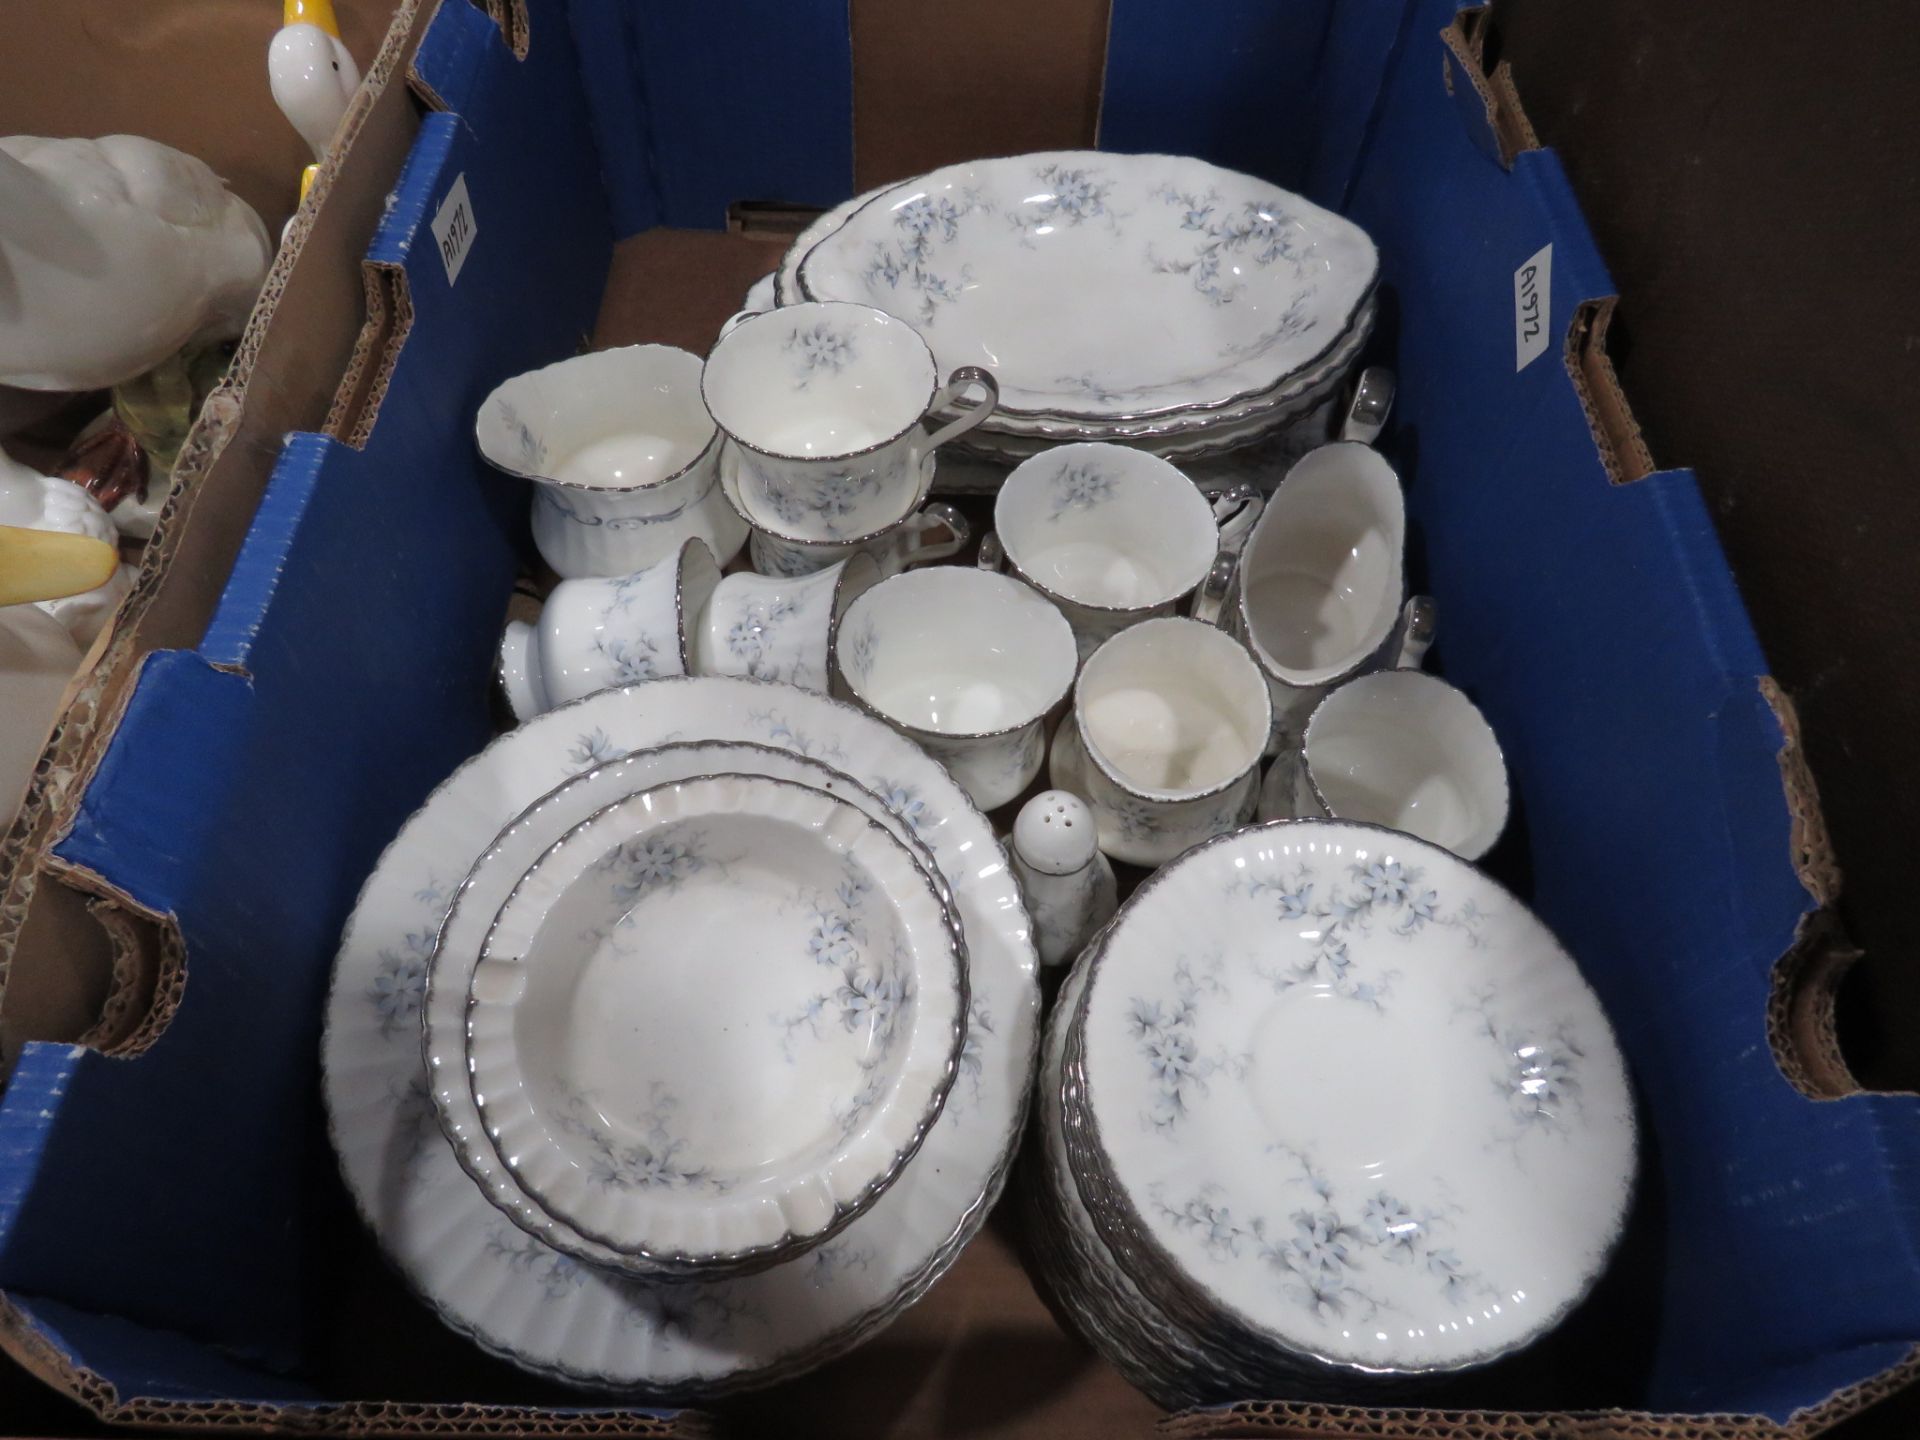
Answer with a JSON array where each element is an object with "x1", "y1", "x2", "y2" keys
[
  {"x1": 431, "y1": 173, "x2": 477, "y2": 286},
  {"x1": 1514, "y1": 242, "x2": 1552, "y2": 371}
]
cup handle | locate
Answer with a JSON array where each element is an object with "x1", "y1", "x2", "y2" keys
[
  {"x1": 899, "y1": 502, "x2": 972, "y2": 568},
  {"x1": 1210, "y1": 482, "x2": 1264, "y2": 555},
  {"x1": 1393, "y1": 594, "x2": 1438, "y2": 669},
  {"x1": 717, "y1": 309, "x2": 764, "y2": 343},
  {"x1": 922, "y1": 367, "x2": 1001, "y2": 451},
  {"x1": 977, "y1": 531, "x2": 1007, "y2": 573},
  {"x1": 1191, "y1": 549, "x2": 1239, "y2": 627},
  {"x1": 1341, "y1": 366, "x2": 1396, "y2": 446}
]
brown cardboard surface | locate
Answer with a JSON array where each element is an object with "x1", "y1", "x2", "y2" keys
[
  {"x1": 0, "y1": 0, "x2": 393, "y2": 236},
  {"x1": 0, "y1": 0, "x2": 426, "y2": 1067},
  {"x1": 593, "y1": 229, "x2": 794, "y2": 357},
  {"x1": 850, "y1": 0, "x2": 1110, "y2": 191}
]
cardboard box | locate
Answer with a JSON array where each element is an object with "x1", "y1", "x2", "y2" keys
[
  {"x1": 3, "y1": 1, "x2": 1918, "y2": 1437},
  {"x1": 0, "y1": 0, "x2": 419, "y2": 1060}
]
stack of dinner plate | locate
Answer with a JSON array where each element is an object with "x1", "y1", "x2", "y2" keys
[
  {"x1": 1022, "y1": 819, "x2": 1638, "y2": 1408},
  {"x1": 322, "y1": 676, "x2": 1040, "y2": 1400},
  {"x1": 775, "y1": 151, "x2": 1378, "y2": 465}
]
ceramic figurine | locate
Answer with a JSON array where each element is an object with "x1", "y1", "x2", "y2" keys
[
  {"x1": 56, "y1": 342, "x2": 233, "y2": 540},
  {"x1": 1009, "y1": 791, "x2": 1117, "y2": 968},
  {"x1": 0, "y1": 135, "x2": 272, "y2": 394},
  {"x1": 0, "y1": 451, "x2": 130, "y2": 648},
  {"x1": 270, "y1": 0, "x2": 361, "y2": 225}
]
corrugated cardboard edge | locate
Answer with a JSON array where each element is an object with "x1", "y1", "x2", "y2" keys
[
  {"x1": 0, "y1": 0, "x2": 436, "y2": 1067},
  {"x1": 1156, "y1": 1350, "x2": 1920, "y2": 1440},
  {"x1": 1439, "y1": 6, "x2": 1541, "y2": 170},
  {"x1": 0, "y1": 1290, "x2": 708, "y2": 1439}
]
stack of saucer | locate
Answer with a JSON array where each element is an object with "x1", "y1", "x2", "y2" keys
[
  {"x1": 323, "y1": 677, "x2": 1041, "y2": 1399},
  {"x1": 1023, "y1": 819, "x2": 1638, "y2": 1408}
]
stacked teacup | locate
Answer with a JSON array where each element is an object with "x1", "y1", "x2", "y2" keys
[{"x1": 704, "y1": 302, "x2": 998, "y2": 579}]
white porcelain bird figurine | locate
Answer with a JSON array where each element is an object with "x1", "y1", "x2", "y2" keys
[
  {"x1": 270, "y1": 0, "x2": 361, "y2": 213},
  {"x1": 0, "y1": 135, "x2": 273, "y2": 394}
]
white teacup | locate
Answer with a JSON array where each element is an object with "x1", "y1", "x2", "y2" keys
[
  {"x1": 703, "y1": 301, "x2": 998, "y2": 545},
  {"x1": 722, "y1": 441, "x2": 970, "y2": 579},
  {"x1": 1258, "y1": 668, "x2": 1510, "y2": 861},
  {"x1": 498, "y1": 537, "x2": 721, "y2": 722},
  {"x1": 834, "y1": 567, "x2": 1077, "y2": 812},
  {"x1": 1215, "y1": 441, "x2": 1407, "y2": 743},
  {"x1": 1056, "y1": 616, "x2": 1272, "y2": 866},
  {"x1": 985, "y1": 442, "x2": 1263, "y2": 658},
  {"x1": 476, "y1": 344, "x2": 747, "y2": 579},
  {"x1": 690, "y1": 554, "x2": 880, "y2": 695}
]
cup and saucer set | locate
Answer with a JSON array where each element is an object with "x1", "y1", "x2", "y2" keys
[{"x1": 322, "y1": 150, "x2": 1636, "y2": 1406}]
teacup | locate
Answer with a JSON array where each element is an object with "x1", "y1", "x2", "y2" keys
[
  {"x1": 722, "y1": 441, "x2": 970, "y2": 579},
  {"x1": 1056, "y1": 616, "x2": 1273, "y2": 866},
  {"x1": 834, "y1": 567, "x2": 1077, "y2": 812},
  {"x1": 476, "y1": 344, "x2": 747, "y2": 579},
  {"x1": 690, "y1": 554, "x2": 880, "y2": 694},
  {"x1": 1258, "y1": 668, "x2": 1509, "y2": 861},
  {"x1": 703, "y1": 301, "x2": 998, "y2": 545},
  {"x1": 984, "y1": 443, "x2": 1263, "y2": 658},
  {"x1": 498, "y1": 537, "x2": 721, "y2": 722},
  {"x1": 1211, "y1": 441, "x2": 1408, "y2": 743}
]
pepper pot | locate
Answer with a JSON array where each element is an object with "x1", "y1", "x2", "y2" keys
[{"x1": 1009, "y1": 790, "x2": 1118, "y2": 968}]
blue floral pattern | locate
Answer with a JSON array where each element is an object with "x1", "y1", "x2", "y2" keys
[
  {"x1": 568, "y1": 727, "x2": 626, "y2": 771},
  {"x1": 1010, "y1": 163, "x2": 1119, "y2": 239},
  {"x1": 368, "y1": 923, "x2": 433, "y2": 1038},
  {"x1": 1463, "y1": 988, "x2": 1586, "y2": 1146},
  {"x1": 776, "y1": 860, "x2": 912, "y2": 1094},
  {"x1": 1046, "y1": 462, "x2": 1118, "y2": 520},
  {"x1": 860, "y1": 187, "x2": 995, "y2": 325},
  {"x1": 1234, "y1": 857, "x2": 1487, "y2": 1010},
  {"x1": 745, "y1": 450, "x2": 889, "y2": 542},
  {"x1": 591, "y1": 630, "x2": 667, "y2": 686},
  {"x1": 723, "y1": 592, "x2": 807, "y2": 683},
  {"x1": 1126, "y1": 954, "x2": 1249, "y2": 1131},
  {"x1": 1151, "y1": 1144, "x2": 1491, "y2": 1326},
  {"x1": 1145, "y1": 184, "x2": 1316, "y2": 311},
  {"x1": 494, "y1": 398, "x2": 547, "y2": 472},
  {"x1": 551, "y1": 1079, "x2": 725, "y2": 1193},
  {"x1": 783, "y1": 321, "x2": 856, "y2": 388},
  {"x1": 749, "y1": 707, "x2": 849, "y2": 764},
  {"x1": 870, "y1": 777, "x2": 933, "y2": 835}
]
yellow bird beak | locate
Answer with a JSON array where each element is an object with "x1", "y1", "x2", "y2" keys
[
  {"x1": 284, "y1": 0, "x2": 343, "y2": 37},
  {"x1": 0, "y1": 526, "x2": 120, "y2": 608}
]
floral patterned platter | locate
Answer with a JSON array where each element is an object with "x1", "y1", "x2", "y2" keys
[
  {"x1": 324, "y1": 679, "x2": 1039, "y2": 1397},
  {"x1": 794, "y1": 152, "x2": 1378, "y2": 425},
  {"x1": 463, "y1": 772, "x2": 967, "y2": 1275},
  {"x1": 776, "y1": 185, "x2": 1371, "y2": 446},
  {"x1": 1051, "y1": 820, "x2": 1635, "y2": 1395}
]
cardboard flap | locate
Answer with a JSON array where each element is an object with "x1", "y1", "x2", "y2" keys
[
  {"x1": 0, "y1": 19, "x2": 612, "y2": 1375},
  {"x1": 1337, "y1": 3, "x2": 1920, "y2": 1417}
]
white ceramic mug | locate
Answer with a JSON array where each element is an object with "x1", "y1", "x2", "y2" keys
[
  {"x1": 1210, "y1": 441, "x2": 1408, "y2": 743},
  {"x1": 834, "y1": 567, "x2": 1077, "y2": 812},
  {"x1": 703, "y1": 301, "x2": 998, "y2": 545},
  {"x1": 689, "y1": 553, "x2": 880, "y2": 694},
  {"x1": 476, "y1": 344, "x2": 747, "y2": 579},
  {"x1": 498, "y1": 537, "x2": 722, "y2": 722},
  {"x1": 1258, "y1": 667, "x2": 1509, "y2": 861},
  {"x1": 983, "y1": 442, "x2": 1263, "y2": 658},
  {"x1": 1054, "y1": 616, "x2": 1272, "y2": 866},
  {"x1": 722, "y1": 441, "x2": 970, "y2": 579}
]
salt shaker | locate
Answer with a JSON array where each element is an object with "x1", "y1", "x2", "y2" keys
[{"x1": 1010, "y1": 790, "x2": 1118, "y2": 967}]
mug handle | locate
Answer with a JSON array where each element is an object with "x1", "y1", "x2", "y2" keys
[
  {"x1": 1393, "y1": 594, "x2": 1438, "y2": 669},
  {"x1": 1210, "y1": 482, "x2": 1265, "y2": 555},
  {"x1": 922, "y1": 367, "x2": 1001, "y2": 451},
  {"x1": 977, "y1": 531, "x2": 1007, "y2": 573},
  {"x1": 898, "y1": 502, "x2": 972, "y2": 569},
  {"x1": 1341, "y1": 366, "x2": 1396, "y2": 446},
  {"x1": 1191, "y1": 549, "x2": 1238, "y2": 627}
]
